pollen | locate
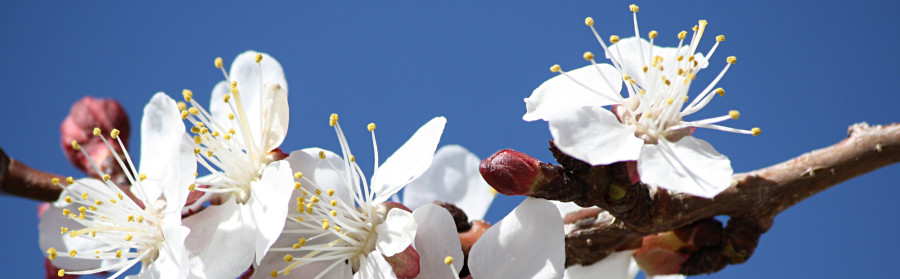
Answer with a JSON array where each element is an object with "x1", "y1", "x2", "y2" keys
[
  {"x1": 228, "y1": 113, "x2": 235, "y2": 120},
  {"x1": 270, "y1": 270, "x2": 278, "y2": 278},
  {"x1": 102, "y1": 174, "x2": 110, "y2": 181},
  {"x1": 215, "y1": 57, "x2": 223, "y2": 68},
  {"x1": 183, "y1": 89, "x2": 193, "y2": 102},
  {"x1": 181, "y1": 110, "x2": 189, "y2": 119},
  {"x1": 322, "y1": 219, "x2": 330, "y2": 230},
  {"x1": 649, "y1": 30, "x2": 658, "y2": 39},
  {"x1": 716, "y1": 35, "x2": 726, "y2": 42},
  {"x1": 729, "y1": 110, "x2": 740, "y2": 119},
  {"x1": 330, "y1": 113, "x2": 339, "y2": 126},
  {"x1": 52, "y1": 178, "x2": 60, "y2": 185},
  {"x1": 58, "y1": 270, "x2": 66, "y2": 277},
  {"x1": 177, "y1": 102, "x2": 187, "y2": 111},
  {"x1": 71, "y1": 140, "x2": 81, "y2": 151},
  {"x1": 609, "y1": 35, "x2": 620, "y2": 43},
  {"x1": 94, "y1": 199, "x2": 103, "y2": 206},
  {"x1": 128, "y1": 215, "x2": 135, "y2": 222},
  {"x1": 444, "y1": 256, "x2": 454, "y2": 265},
  {"x1": 350, "y1": 155, "x2": 356, "y2": 162},
  {"x1": 585, "y1": 17, "x2": 594, "y2": 26},
  {"x1": 330, "y1": 210, "x2": 337, "y2": 216},
  {"x1": 66, "y1": 177, "x2": 74, "y2": 184},
  {"x1": 727, "y1": 56, "x2": 737, "y2": 64},
  {"x1": 330, "y1": 200, "x2": 337, "y2": 206},
  {"x1": 310, "y1": 196, "x2": 320, "y2": 203},
  {"x1": 69, "y1": 250, "x2": 77, "y2": 257},
  {"x1": 194, "y1": 148, "x2": 201, "y2": 155},
  {"x1": 294, "y1": 172, "x2": 303, "y2": 179},
  {"x1": 319, "y1": 151, "x2": 326, "y2": 159},
  {"x1": 124, "y1": 234, "x2": 133, "y2": 241},
  {"x1": 116, "y1": 250, "x2": 122, "y2": 258},
  {"x1": 137, "y1": 215, "x2": 144, "y2": 223},
  {"x1": 550, "y1": 64, "x2": 561, "y2": 73},
  {"x1": 65, "y1": 196, "x2": 72, "y2": 203},
  {"x1": 327, "y1": 189, "x2": 335, "y2": 196},
  {"x1": 110, "y1": 129, "x2": 120, "y2": 139},
  {"x1": 629, "y1": 4, "x2": 639, "y2": 12},
  {"x1": 283, "y1": 254, "x2": 293, "y2": 262},
  {"x1": 60, "y1": 227, "x2": 68, "y2": 234},
  {"x1": 189, "y1": 184, "x2": 196, "y2": 191},
  {"x1": 62, "y1": 209, "x2": 70, "y2": 216},
  {"x1": 255, "y1": 53, "x2": 263, "y2": 63},
  {"x1": 188, "y1": 107, "x2": 199, "y2": 115},
  {"x1": 81, "y1": 193, "x2": 88, "y2": 200},
  {"x1": 678, "y1": 30, "x2": 687, "y2": 40},
  {"x1": 193, "y1": 135, "x2": 202, "y2": 144},
  {"x1": 715, "y1": 88, "x2": 725, "y2": 96},
  {"x1": 47, "y1": 248, "x2": 57, "y2": 260},
  {"x1": 92, "y1": 127, "x2": 101, "y2": 136},
  {"x1": 583, "y1": 51, "x2": 594, "y2": 60},
  {"x1": 666, "y1": 98, "x2": 674, "y2": 105},
  {"x1": 223, "y1": 93, "x2": 231, "y2": 103},
  {"x1": 294, "y1": 182, "x2": 302, "y2": 190},
  {"x1": 315, "y1": 189, "x2": 322, "y2": 195},
  {"x1": 752, "y1": 127, "x2": 761, "y2": 136},
  {"x1": 367, "y1": 122, "x2": 376, "y2": 131}
]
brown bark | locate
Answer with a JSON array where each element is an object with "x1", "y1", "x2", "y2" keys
[{"x1": 0, "y1": 147, "x2": 64, "y2": 201}]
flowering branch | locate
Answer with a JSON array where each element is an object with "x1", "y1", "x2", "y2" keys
[
  {"x1": 0, "y1": 147, "x2": 64, "y2": 202},
  {"x1": 482, "y1": 122, "x2": 900, "y2": 274}
]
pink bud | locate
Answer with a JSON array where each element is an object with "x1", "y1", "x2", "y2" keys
[
  {"x1": 60, "y1": 96, "x2": 130, "y2": 179},
  {"x1": 479, "y1": 149, "x2": 545, "y2": 195},
  {"x1": 633, "y1": 232, "x2": 690, "y2": 276},
  {"x1": 383, "y1": 245, "x2": 420, "y2": 278}
]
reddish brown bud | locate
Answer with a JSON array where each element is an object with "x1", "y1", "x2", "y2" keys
[
  {"x1": 633, "y1": 231, "x2": 690, "y2": 276},
  {"x1": 384, "y1": 245, "x2": 420, "y2": 279},
  {"x1": 479, "y1": 149, "x2": 547, "y2": 195},
  {"x1": 459, "y1": 220, "x2": 491, "y2": 278},
  {"x1": 60, "y1": 96, "x2": 130, "y2": 180}
]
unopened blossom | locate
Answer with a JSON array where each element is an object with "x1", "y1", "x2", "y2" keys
[
  {"x1": 257, "y1": 115, "x2": 446, "y2": 279},
  {"x1": 178, "y1": 51, "x2": 295, "y2": 277},
  {"x1": 523, "y1": 4, "x2": 759, "y2": 198},
  {"x1": 39, "y1": 93, "x2": 194, "y2": 278}
]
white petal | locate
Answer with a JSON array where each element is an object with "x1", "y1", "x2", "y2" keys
[
  {"x1": 469, "y1": 198, "x2": 565, "y2": 279},
  {"x1": 411, "y1": 204, "x2": 465, "y2": 279},
  {"x1": 638, "y1": 137, "x2": 733, "y2": 198},
  {"x1": 355, "y1": 251, "x2": 398, "y2": 279},
  {"x1": 138, "y1": 92, "x2": 185, "y2": 202},
  {"x1": 141, "y1": 226, "x2": 191, "y2": 279},
  {"x1": 260, "y1": 83, "x2": 289, "y2": 152},
  {"x1": 608, "y1": 37, "x2": 704, "y2": 87},
  {"x1": 209, "y1": 80, "x2": 233, "y2": 132},
  {"x1": 160, "y1": 136, "x2": 195, "y2": 218},
  {"x1": 524, "y1": 63, "x2": 623, "y2": 121},
  {"x1": 403, "y1": 145, "x2": 494, "y2": 220},
  {"x1": 247, "y1": 160, "x2": 295, "y2": 264},
  {"x1": 563, "y1": 250, "x2": 634, "y2": 279},
  {"x1": 375, "y1": 208, "x2": 418, "y2": 257},
  {"x1": 229, "y1": 51, "x2": 288, "y2": 144},
  {"x1": 39, "y1": 180, "x2": 126, "y2": 271},
  {"x1": 284, "y1": 148, "x2": 354, "y2": 206},
  {"x1": 183, "y1": 198, "x2": 256, "y2": 279},
  {"x1": 371, "y1": 117, "x2": 446, "y2": 204},
  {"x1": 546, "y1": 106, "x2": 644, "y2": 166}
]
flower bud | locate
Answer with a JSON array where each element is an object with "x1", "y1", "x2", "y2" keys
[
  {"x1": 479, "y1": 149, "x2": 546, "y2": 195},
  {"x1": 383, "y1": 245, "x2": 420, "y2": 278},
  {"x1": 60, "y1": 96, "x2": 130, "y2": 180}
]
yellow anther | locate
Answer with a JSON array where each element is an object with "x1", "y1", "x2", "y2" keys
[
  {"x1": 327, "y1": 189, "x2": 335, "y2": 196},
  {"x1": 716, "y1": 35, "x2": 725, "y2": 42},
  {"x1": 81, "y1": 193, "x2": 88, "y2": 200},
  {"x1": 294, "y1": 172, "x2": 303, "y2": 179},
  {"x1": 583, "y1": 51, "x2": 594, "y2": 61},
  {"x1": 183, "y1": 89, "x2": 193, "y2": 102},
  {"x1": 65, "y1": 196, "x2": 72, "y2": 203},
  {"x1": 368, "y1": 123, "x2": 376, "y2": 131},
  {"x1": 692, "y1": 25, "x2": 699, "y2": 32},
  {"x1": 729, "y1": 110, "x2": 740, "y2": 119},
  {"x1": 62, "y1": 209, "x2": 70, "y2": 216},
  {"x1": 228, "y1": 128, "x2": 235, "y2": 134},
  {"x1": 319, "y1": 151, "x2": 326, "y2": 159},
  {"x1": 292, "y1": 243, "x2": 301, "y2": 249},
  {"x1": 350, "y1": 155, "x2": 356, "y2": 162},
  {"x1": 294, "y1": 182, "x2": 302, "y2": 190},
  {"x1": 688, "y1": 73, "x2": 697, "y2": 80},
  {"x1": 180, "y1": 110, "x2": 189, "y2": 119},
  {"x1": 715, "y1": 88, "x2": 725, "y2": 96},
  {"x1": 223, "y1": 134, "x2": 232, "y2": 140},
  {"x1": 116, "y1": 250, "x2": 122, "y2": 258},
  {"x1": 188, "y1": 107, "x2": 199, "y2": 115},
  {"x1": 298, "y1": 238, "x2": 307, "y2": 246},
  {"x1": 666, "y1": 98, "x2": 674, "y2": 105},
  {"x1": 69, "y1": 250, "x2": 77, "y2": 257},
  {"x1": 231, "y1": 81, "x2": 237, "y2": 87},
  {"x1": 642, "y1": 66, "x2": 648, "y2": 73},
  {"x1": 330, "y1": 210, "x2": 337, "y2": 216},
  {"x1": 752, "y1": 127, "x2": 761, "y2": 136},
  {"x1": 60, "y1": 227, "x2": 68, "y2": 234},
  {"x1": 188, "y1": 184, "x2": 196, "y2": 192},
  {"x1": 127, "y1": 215, "x2": 135, "y2": 222},
  {"x1": 230, "y1": 85, "x2": 238, "y2": 94},
  {"x1": 255, "y1": 53, "x2": 263, "y2": 63},
  {"x1": 94, "y1": 199, "x2": 103, "y2": 206},
  {"x1": 200, "y1": 127, "x2": 209, "y2": 134},
  {"x1": 623, "y1": 74, "x2": 631, "y2": 81},
  {"x1": 193, "y1": 135, "x2": 202, "y2": 144},
  {"x1": 47, "y1": 247, "x2": 57, "y2": 259},
  {"x1": 310, "y1": 196, "x2": 320, "y2": 203},
  {"x1": 329, "y1": 113, "x2": 339, "y2": 126},
  {"x1": 91, "y1": 230, "x2": 97, "y2": 237},
  {"x1": 629, "y1": 4, "x2": 639, "y2": 12},
  {"x1": 52, "y1": 178, "x2": 60, "y2": 185},
  {"x1": 688, "y1": 55, "x2": 694, "y2": 62},
  {"x1": 665, "y1": 79, "x2": 671, "y2": 86},
  {"x1": 58, "y1": 270, "x2": 66, "y2": 277},
  {"x1": 322, "y1": 219, "x2": 329, "y2": 230},
  {"x1": 110, "y1": 129, "x2": 121, "y2": 139},
  {"x1": 214, "y1": 57, "x2": 224, "y2": 68},
  {"x1": 92, "y1": 127, "x2": 101, "y2": 136},
  {"x1": 684, "y1": 96, "x2": 689, "y2": 102},
  {"x1": 585, "y1": 17, "x2": 594, "y2": 26},
  {"x1": 102, "y1": 174, "x2": 110, "y2": 181},
  {"x1": 270, "y1": 270, "x2": 278, "y2": 278},
  {"x1": 206, "y1": 150, "x2": 214, "y2": 157},
  {"x1": 78, "y1": 213, "x2": 84, "y2": 220},
  {"x1": 71, "y1": 140, "x2": 81, "y2": 151},
  {"x1": 137, "y1": 215, "x2": 144, "y2": 223},
  {"x1": 191, "y1": 126, "x2": 201, "y2": 134},
  {"x1": 88, "y1": 206, "x2": 97, "y2": 211},
  {"x1": 609, "y1": 35, "x2": 620, "y2": 43},
  {"x1": 212, "y1": 131, "x2": 220, "y2": 137},
  {"x1": 66, "y1": 177, "x2": 74, "y2": 184},
  {"x1": 677, "y1": 55, "x2": 684, "y2": 62},
  {"x1": 550, "y1": 64, "x2": 561, "y2": 73},
  {"x1": 678, "y1": 31, "x2": 687, "y2": 40},
  {"x1": 193, "y1": 148, "x2": 201, "y2": 155},
  {"x1": 315, "y1": 189, "x2": 322, "y2": 195},
  {"x1": 445, "y1": 256, "x2": 454, "y2": 265},
  {"x1": 109, "y1": 198, "x2": 116, "y2": 204},
  {"x1": 330, "y1": 200, "x2": 337, "y2": 206},
  {"x1": 227, "y1": 113, "x2": 235, "y2": 120},
  {"x1": 125, "y1": 234, "x2": 133, "y2": 241},
  {"x1": 333, "y1": 226, "x2": 342, "y2": 233},
  {"x1": 649, "y1": 30, "x2": 658, "y2": 39},
  {"x1": 727, "y1": 56, "x2": 737, "y2": 64},
  {"x1": 177, "y1": 102, "x2": 187, "y2": 111},
  {"x1": 283, "y1": 254, "x2": 293, "y2": 262}
]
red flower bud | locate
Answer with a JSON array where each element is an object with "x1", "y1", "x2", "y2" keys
[
  {"x1": 60, "y1": 96, "x2": 130, "y2": 180},
  {"x1": 383, "y1": 245, "x2": 420, "y2": 279},
  {"x1": 479, "y1": 149, "x2": 546, "y2": 195}
]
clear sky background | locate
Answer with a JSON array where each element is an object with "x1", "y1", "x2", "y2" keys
[{"x1": 1, "y1": 1, "x2": 898, "y2": 278}]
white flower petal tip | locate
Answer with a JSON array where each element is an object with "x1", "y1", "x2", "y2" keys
[
  {"x1": 529, "y1": 9, "x2": 758, "y2": 197},
  {"x1": 40, "y1": 93, "x2": 193, "y2": 278},
  {"x1": 403, "y1": 144, "x2": 495, "y2": 220},
  {"x1": 259, "y1": 115, "x2": 446, "y2": 278},
  {"x1": 469, "y1": 198, "x2": 565, "y2": 279}
]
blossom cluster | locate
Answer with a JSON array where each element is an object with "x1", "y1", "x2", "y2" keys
[{"x1": 37, "y1": 4, "x2": 756, "y2": 279}]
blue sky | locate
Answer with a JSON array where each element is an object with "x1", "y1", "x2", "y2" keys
[{"x1": 1, "y1": 1, "x2": 898, "y2": 278}]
